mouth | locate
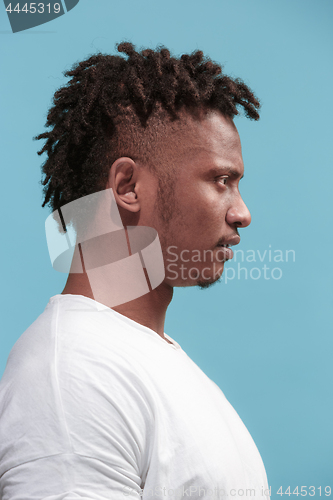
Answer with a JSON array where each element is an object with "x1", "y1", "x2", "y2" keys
[
  {"x1": 216, "y1": 244, "x2": 234, "y2": 261},
  {"x1": 216, "y1": 236, "x2": 240, "y2": 260}
]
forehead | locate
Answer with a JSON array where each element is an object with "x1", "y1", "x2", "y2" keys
[
  {"x1": 201, "y1": 111, "x2": 241, "y2": 151},
  {"x1": 175, "y1": 110, "x2": 244, "y2": 173}
]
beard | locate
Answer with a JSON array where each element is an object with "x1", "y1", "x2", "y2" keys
[
  {"x1": 196, "y1": 260, "x2": 225, "y2": 289},
  {"x1": 197, "y1": 274, "x2": 222, "y2": 290}
]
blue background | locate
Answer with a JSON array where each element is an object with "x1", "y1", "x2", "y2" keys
[{"x1": 1, "y1": 0, "x2": 332, "y2": 496}]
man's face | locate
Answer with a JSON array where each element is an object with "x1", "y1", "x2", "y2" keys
[{"x1": 139, "y1": 110, "x2": 251, "y2": 288}]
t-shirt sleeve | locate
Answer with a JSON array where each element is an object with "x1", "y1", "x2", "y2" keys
[{"x1": 0, "y1": 315, "x2": 152, "y2": 500}]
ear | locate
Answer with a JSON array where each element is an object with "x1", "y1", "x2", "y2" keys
[{"x1": 107, "y1": 157, "x2": 141, "y2": 213}]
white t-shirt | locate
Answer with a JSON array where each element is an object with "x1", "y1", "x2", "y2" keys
[{"x1": 0, "y1": 294, "x2": 270, "y2": 500}]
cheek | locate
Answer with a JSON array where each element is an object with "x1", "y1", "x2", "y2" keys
[
  {"x1": 165, "y1": 191, "x2": 228, "y2": 244},
  {"x1": 192, "y1": 198, "x2": 227, "y2": 230}
]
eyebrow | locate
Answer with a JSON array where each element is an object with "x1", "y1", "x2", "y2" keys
[{"x1": 208, "y1": 166, "x2": 244, "y2": 180}]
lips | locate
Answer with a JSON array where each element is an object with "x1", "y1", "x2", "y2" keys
[
  {"x1": 216, "y1": 245, "x2": 234, "y2": 260},
  {"x1": 218, "y1": 234, "x2": 241, "y2": 247},
  {"x1": 216, "y1": 234, "x2": 240, "y2": 260}
]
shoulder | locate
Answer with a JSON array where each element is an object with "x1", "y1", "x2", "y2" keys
[
  {"x1": 0, "y1": 294, "x2": 157, "y2": 405},
  {"x1": 0, "y1": 294, "x2": 155, "y2": 479}
]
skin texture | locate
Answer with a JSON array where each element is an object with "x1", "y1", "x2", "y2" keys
[{"x1": 62, "y1": 110, "x2": 251, "y2": 340}]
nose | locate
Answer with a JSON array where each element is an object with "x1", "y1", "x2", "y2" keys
[{"x1": 226, "y1": 194, "x2": 251, "y2": 228}]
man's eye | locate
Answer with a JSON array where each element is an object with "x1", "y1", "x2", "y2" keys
[{"x1": 217, "y1": 176, "x2": 228, "y2": 185}]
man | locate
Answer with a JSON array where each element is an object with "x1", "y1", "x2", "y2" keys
[{"x1": 0, "y1": 43, "x2": 270, "y2": 499}]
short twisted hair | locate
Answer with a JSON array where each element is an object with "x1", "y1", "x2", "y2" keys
[{"x1": 35, "y1": 42, "x2": 260, "y2": 222}]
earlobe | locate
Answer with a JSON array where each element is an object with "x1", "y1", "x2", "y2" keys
[{"x1": 108, "y1": 157, "x2": 141, "y2": 213}]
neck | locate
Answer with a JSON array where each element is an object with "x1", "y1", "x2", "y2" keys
[{"x1": 62, "y1": 271, "x2": 173, "y2": 339}]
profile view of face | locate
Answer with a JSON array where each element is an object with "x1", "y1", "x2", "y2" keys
[{"x1": 141, "y1": 110, "x2": 252, "y2": 288}]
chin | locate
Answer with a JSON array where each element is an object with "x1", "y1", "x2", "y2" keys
[
  {"x1": 196, "y1": 263, "x2": 224, "y2": 289},
  {"x1": 196, "y1": 275, "x2": 222, "y2": 290}
]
